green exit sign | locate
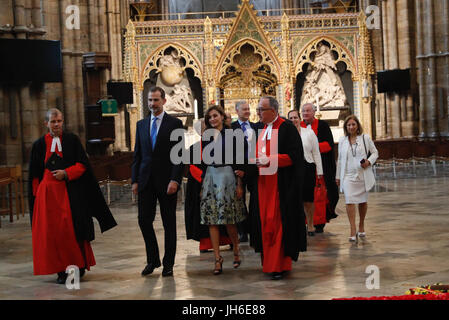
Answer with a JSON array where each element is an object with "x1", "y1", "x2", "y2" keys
[{"x1": 100, "y1": 99, "x2": 118, "y2": 117}]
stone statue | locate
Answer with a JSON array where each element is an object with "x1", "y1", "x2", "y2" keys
[
  {"x1": 164, "y1": 84, "x2": 193, "y2": 114},
  {"x1": 300, "y1": 43, "x2": 347, "y2": 108},
  {"x1": 158, "y1": 50, "x2": 185, "y2": 86}
]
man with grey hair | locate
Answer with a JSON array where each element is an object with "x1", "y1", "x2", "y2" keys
[
  {"x1": 231, "y1": 100, "x2": 257, "y2": 243},
  {"x1": 28, "y1": 108, "x2": 117, "y2": 284},
  {"x1": 300, "y1": 103, "x2": 339, "y2": 233},
  {"x1": 251, "y1": 96, "x2": 306, "y2": 280}
]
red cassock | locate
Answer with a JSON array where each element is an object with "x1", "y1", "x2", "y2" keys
[
  {"x1": 32, "y1": 133, "x2": 96, "y2": 275},
  {"x1": 257, "y1": 117, "x2": 293, "y2": 273}
]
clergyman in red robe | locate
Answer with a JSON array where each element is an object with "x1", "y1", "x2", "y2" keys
[
  {"x1": 28, "y1": 108, "x2": 117, "y2": 284},
  {"x1": 254, "y1": 97, "x2": 307, "y2": 280}
]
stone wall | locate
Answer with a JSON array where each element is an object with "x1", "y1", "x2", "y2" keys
[{"x1": 0, "y1": 0, "x2": 132, "y2": 169}]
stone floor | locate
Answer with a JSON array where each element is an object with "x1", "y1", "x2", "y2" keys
[{"x1": 1, "y1": 174, "x2": 449, "y2": 300}]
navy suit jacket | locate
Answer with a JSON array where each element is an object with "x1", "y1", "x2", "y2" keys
[
  {"x1": 231, "y1": 120, "x2": 259, "y2": 181},
  {"x1": 132, "y1": 112, "x2": 184, "y2": 193}
]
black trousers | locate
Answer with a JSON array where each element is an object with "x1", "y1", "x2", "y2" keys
[{"x1": 138, "y1": 179, "x2": 178, "y2": 267}]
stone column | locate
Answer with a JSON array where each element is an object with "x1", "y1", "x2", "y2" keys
[
  {"x1": 381, "y1": 0, "x2": 391, "y2": 138},
  {"x1": 87, "y1": 0, "x2": 97, "y2": 51},
  {"x1": 59, "y1": 0, "x2": 80, "y2": 135},
  {"x1": 397, "y1": 0, "x2": 417, "y2": 138},
  {"x1": 424, "y1": 0, "x2": 439, "y2": 138},
  {"x1": 13, "y1": 0, "x2": 38, "y2": 162},
  {"x1": 387, "y1": 0, "x2": 402, "y2": 138},
  {"x1": 415, "y1": 0, "x2": 427, "y2": 138},
  {"x1": 114, "y1": 0, "x2": 126, "y2": 151},
  {"x1": 31, "y1": 0, "x2": 43, "y2": 31},
  {"x1": 74, "y1": 0, "x2": 86, "y2": 140},
  {"x1": 439, "y1": 0, "x2": 449, "y2": 137}
]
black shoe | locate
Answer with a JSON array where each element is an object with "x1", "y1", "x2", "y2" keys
[
  {"x1": 79, "y1": 268, "x2": 86, "y2": 278},
  {"x1": 308, "y1": 231, "x2": 315, "y2": 236},
  {"x1": 200, "y1": 249, "x2": 209, "y2": 253},
  {"x1": 315, "y1": 225, "x2": 324, "y2": 233},
  {"x1": 56, "y1": 272, "x2": 68, "y2": 284},
  {"x1": 141, "y1": 262, "x2": 161, "y2": 276},
  {"x1": 162, "y1": 266, "x2": 174, "y2": 277},
  {"x1": 271, "y1": 272, "x2": 283, "y2": 280}
]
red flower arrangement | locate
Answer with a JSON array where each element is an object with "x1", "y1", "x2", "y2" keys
[
  {"x1": 334, "y1": 293, "x2": 449, "y2": 301},
  {"x1": 333, "y1": 283, "x2": 449, "y2": 300}
]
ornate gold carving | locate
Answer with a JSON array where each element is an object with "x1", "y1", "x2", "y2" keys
[
  {"x1": 204, "y1": 17, "x2": 215, "y2": 104},
  {"x1": 130, "y1": 1, "x2": 156, "y2": 22},
  {"x1": 215, "y1": 0, "x2": 281, "y2": 88},
  {"x1": 126, "y1": 0, "x2": 369, "y2": 121},
  {"x1": 281, "y1": 13, "x2": 294, "y2": 109},
  {"x1": 357, "y1": 11, "x2": 375, "y2": 84},
  {"x1": 123, "y1": 20, "x2": 140, "y2": 115}
]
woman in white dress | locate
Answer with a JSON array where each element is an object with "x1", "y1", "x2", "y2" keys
[
  {"x1": 336, "y1": 115, "x2": 378, "y2": 242},
  {"x1": 288, "y1": 110, "x2": 323, "y2": 236}
]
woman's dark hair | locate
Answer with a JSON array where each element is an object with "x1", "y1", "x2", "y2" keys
[
  {"x1": 287, "y1": 109, "x2": 300, "y2": 119},
  {"x1": 204, "y1": 105, "x2": 230, "y2": 129},
  {"x1": 343, "y1": 115, "x2": 363, "y2": 136}
]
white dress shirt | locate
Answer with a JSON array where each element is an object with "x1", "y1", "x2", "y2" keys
[{"x1": 150, "y1": 111, "x2": 165, "y2": 136}]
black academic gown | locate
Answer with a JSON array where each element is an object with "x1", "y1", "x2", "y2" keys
[
  {"x1": 250, "y1": 120, "x2": 307, "y2": 260},
  {"x1": 28, "y1": 132, "x2": 117, "y2": 242},
  {"x1": 316, "y1": 120, "x2": 339, "y2": 223}
]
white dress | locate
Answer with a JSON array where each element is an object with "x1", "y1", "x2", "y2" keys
[{"x1": 342, "y1": 141, "x2": 368, "y2": 204}]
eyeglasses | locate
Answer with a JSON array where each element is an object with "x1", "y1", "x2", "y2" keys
[{"x1": 256, "y1": 107, "x2": 273, "y2": 112}]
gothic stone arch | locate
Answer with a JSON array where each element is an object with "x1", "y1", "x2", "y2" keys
[
  {"x1": 140, "y1": 43, "x2": 203, "y2": 88},
  {"x1": 215, "y1": 39, "x2": 281, "y2": 87},
  {"x1": 294, "y1": 36, "x2": 356, "y2": 79}
]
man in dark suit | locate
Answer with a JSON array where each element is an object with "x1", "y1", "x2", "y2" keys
[
  {"x1": 231, "y1": 101, "x2": 259, "y2": 244},
  {"x1": 132, "y1": 86, "x2": 184, "y2": 277}
]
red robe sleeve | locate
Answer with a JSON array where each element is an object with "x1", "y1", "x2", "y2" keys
[
  {"x1": 319, "y1": 141, "x2": 332, "y2": 154},
  {"x1": 269, "y1": 154, "x2": 293, "y2": 168},
  {"x1": 65, "y1": 163, "x2": 86, "y2": 181},
  {"x1": 189, "y1": 165, "x2": 203, "y2": 183}
]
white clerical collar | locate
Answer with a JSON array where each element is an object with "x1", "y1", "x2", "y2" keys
[
  {"x1": 262, "y1": 116, "x2": 279, "y2": 141},
  {"x1": 50, "y1": 136, "x2": 62, "y2": 153}
]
